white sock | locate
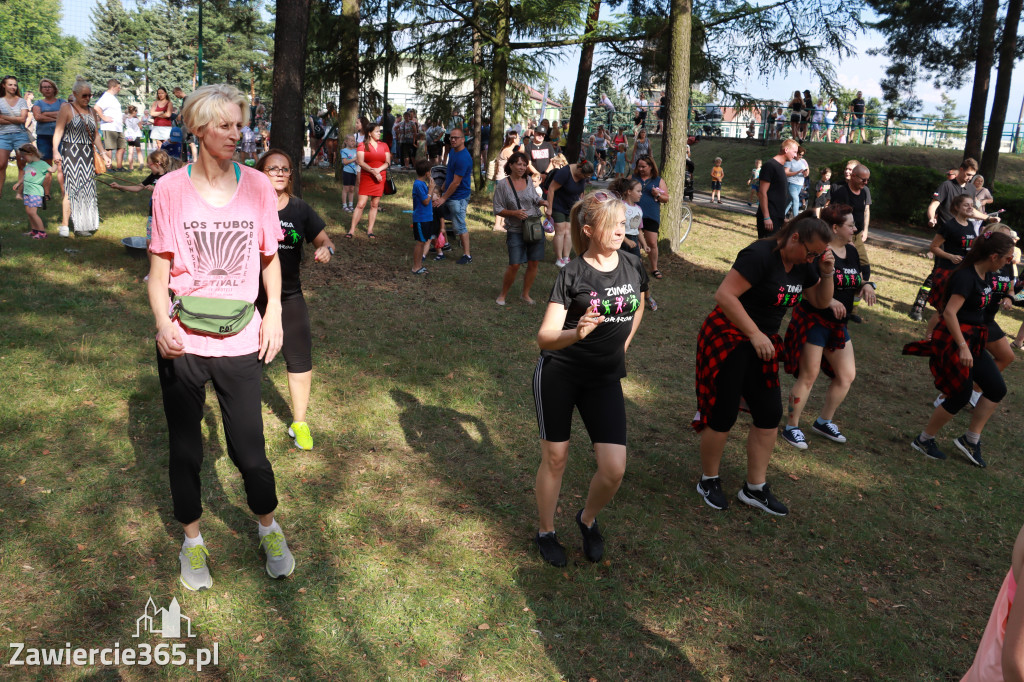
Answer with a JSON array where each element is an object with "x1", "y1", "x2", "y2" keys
[
  {"x1": 701, "y1": 474, "x2": 718, "y2": 482},
  {"x1": 971, "y1": 390, "x2": 982, "y2": 403},
  {"x1": 746, "y1": 481, "x2": 765, "y2": 492},
  {"x1": 919, "y1": 431, "x2": 935, "y2": 442},
  {"x1": 258, "y1": 520, "x2": 281, "y2": 538},
  {"x1": 183, "y1": 532, "x2": 205, "y2": 549},
  {"x1": 966, "y1": 430, "x2": 981, "y2": 445}
]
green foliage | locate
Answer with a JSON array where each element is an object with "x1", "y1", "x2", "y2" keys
[
  {"x1": 599, "y1": 0, "x2": 865, "y2": 102},
  {"x1": 81, "y1": 0, "x2": 273, "y2": 109},
  {"x1": 83, "y1": 0, "x2": 137, "y2": 89},
  {"x1": 0, "y1": 0, "x2": 83, "y2": 94}
]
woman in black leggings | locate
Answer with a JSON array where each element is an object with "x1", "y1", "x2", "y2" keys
[
  {"x1": 694, "y1": 210, "x2": 835, "y2": 516},
  {"x1": 532, "y1": 191, "x2": 648, "y2": 567},
  {"x1": 255, "y1": 149, "x2": 335, "y2": 451},
  {"x1": 148, "y1": 84, "x2": 293, "y2": 591},
  {"x1": 905, "y1": 231, "x2": 1016, "y2": 468}
]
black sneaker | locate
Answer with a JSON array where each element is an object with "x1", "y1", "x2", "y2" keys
[
  {"x1": 696, "y1": 477, "x2": 728, "y2": 510},
  {"x1": 954, "y1": 435, "x2": 987, "y2": 468},
  {"x1": 433, "y1": 252, "x2": 446, "y2": 261},
  {"x1": 575, "y1": 509, "x2": 604, "y2": 562},
  {"x1": 737, "y1": 483, "x2": 789, "y2": 516},
  {"x1": 811, "y1": 420, "x2": 847, "y2": 443},
  {"x1": 780, "y1": 427, "x2": 808, "y2": 450},
  {"x1": 848, "y1": 313, "x2": 863, "y2": 324},
  {"x1": 534, "y1": 532, "x2": 567, "y2": 567},
  {"x1": 456, "y1": 255, "x2": 472, "y2": 265},
  {"x1": 911, "y1": 435, "x2": 946, "y2": 460}
]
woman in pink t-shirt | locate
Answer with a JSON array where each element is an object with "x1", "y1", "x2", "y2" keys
[{"x1": 146, "y1": 83, "x2": 294, "y2": 592}]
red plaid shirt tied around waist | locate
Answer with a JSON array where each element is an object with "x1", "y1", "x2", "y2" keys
[
  {"x1": 783, "y1": 304, "x2": 847, "y2": 379},
  {"x1": 902, "y1": 322, "x2": 987, "y2": 397},
  {"x1": 693, "y1": 306, "x2": 783, "y2": 432},
  {"x1": 926, "y1": 266, "x2": 954, "y2": 310}
]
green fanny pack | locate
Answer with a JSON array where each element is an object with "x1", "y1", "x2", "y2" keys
[{"x1": 171, "y1": 295, "x2": 255, "y2": 337}]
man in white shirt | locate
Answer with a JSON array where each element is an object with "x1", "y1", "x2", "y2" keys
[
  {"x1": 94, "y1": 79, "x2": 126, "y2": 171},
  {"x1": 600, "y1": 93, "x2": 615, "y2": 127}
]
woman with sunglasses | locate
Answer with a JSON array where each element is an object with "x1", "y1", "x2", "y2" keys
[
  {"x1": 780, "y1": 203, "x2": 875, "y2": 450},
  {"x1": 532, "y1": 190, "x2": 648, "y2": 567},
  {"x1": 347, "y1": 120, "x2": 389, "y2": 239},
  {"x1": 904, "y1": 232, "x2": 1016, "y2": 468},
  {"x1": 0, "y1": 75, "x2": 31, "y2": 199},
  {"x1": 254, "y1": 149, "x2": 335, "y2": 451},
  {"x1": 694, "y1": 210, "x2": 834, "y2": 516},
  {"x1": 52, "y1": 77, "x2": 108, "y2": 237}
]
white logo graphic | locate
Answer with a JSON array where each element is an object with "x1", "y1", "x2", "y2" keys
[{"x1": 134, "y1": 598, "x2": 195, "y2": 639}]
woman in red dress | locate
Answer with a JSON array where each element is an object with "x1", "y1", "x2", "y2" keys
[{"x1": 347, "y1": 121, "x2": 390, "y2": 239}]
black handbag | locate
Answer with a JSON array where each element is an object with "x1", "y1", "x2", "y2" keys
[
  {"x1": 383, "y1": 175, "x2": 397, "y2": 195},
  {"x1": 509, "y1": 178, "x2": 543, "y2": 244}
]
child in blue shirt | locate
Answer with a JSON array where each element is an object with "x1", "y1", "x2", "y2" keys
[
  {"x1": 411, "y1": 159, "x2": 437, "y2": 274},
  {"x1": 340, "y1": 135, "x2": 358, "y2": 212}
]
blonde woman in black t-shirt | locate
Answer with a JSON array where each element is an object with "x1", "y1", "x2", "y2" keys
[{"x1": 532, "y1": 191, "x2": 648, "y2": 567}]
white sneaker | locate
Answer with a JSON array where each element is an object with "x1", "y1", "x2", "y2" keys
[
  {"x1": 58, "y1": 225, "x2": 69, "y2": 238},
  {"x1": 555, "y1": 258, "x2": 566, "y2": 268}
]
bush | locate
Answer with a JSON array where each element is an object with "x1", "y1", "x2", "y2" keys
[{"x1": 826, "y1": 161, "x2": 945, "y2": 227}]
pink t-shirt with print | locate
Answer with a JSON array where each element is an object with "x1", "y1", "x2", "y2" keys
[{"x1": 149, "y1": 164, "x2": 281, "y2": 358}]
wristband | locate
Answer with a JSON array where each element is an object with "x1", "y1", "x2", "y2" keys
[
  {"x1": 327, "y1": 247, "x2": 335, "y2": 256},
  {"x1": 863, "y1": 281, "x2": 875, "y2": 289}
]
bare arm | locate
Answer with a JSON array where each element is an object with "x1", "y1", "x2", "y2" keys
[
  {"x1": 147, "y1": 253, "x2": 186, "y2": 359},
  {"x1": 311, "y1": 230, "x2": 335, "y2": 263},
  {"x1": 926, "y1": 199, "x2": 941, "y2": 226},
  {"x1": 51, "y1": 105, "x2": 70, "y2": 162},
  {"x1": 258, "y1": 253, "x2": 284, "y2": 364},
  {"x1": 929, "y1": 233, "x2": 958, "y2": 263},
  {"x1": 537, "y1": 301, "x2": 604, "y2": 351},
  {"x1": 862, "y1": 205, "x2": 870, "y2": 240},
  {"x1": 758, "y1": 179, "x2": 772, "y2": 224},
  {"x1": 1002, "y1": 523, "x2": 1024, "y2": 681},
  {"x1": 802, "y1": 252, "x2": 837, "y2": 309}
]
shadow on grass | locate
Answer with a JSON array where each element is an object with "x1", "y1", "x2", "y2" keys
[{"x1": 389, "y1": 388, "x2": 705, "y2": 680}]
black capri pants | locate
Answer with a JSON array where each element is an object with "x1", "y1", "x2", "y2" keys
[
  {"x1": 258, "y1": 293, "x2": 313, "y2": 374},
  {"x1": 707, "y1": 343, "x2": 783, "y2": 432},
  {"x1": 532, "y1": 356, "x2": 627, "y2": 445},
  {"x1": 940, "y1": 349, "x2": 1007, "y2": 414},
  {"x1": 156, "y1": 350, "x2": 278, "y2": 524}
]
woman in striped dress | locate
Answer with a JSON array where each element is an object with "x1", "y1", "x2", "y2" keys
[{"x1": 52, "y1": 78, "x2": 106, "y2": 237}]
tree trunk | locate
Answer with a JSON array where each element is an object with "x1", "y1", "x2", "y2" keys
[
  {"x1": 964, "y1": 0, "x2": 999, "y2": 161},
  {"x1": 661, "y1": 0, "x2": 691, "y2": 254},
  {"x1": 565, "y1": 0, "x2": 601, "y2": 164},
  {"x1": 269, "y1": 0, "x2": 311, "y2": 197},
  {"x1": 980, "y1": 0, "x2": 1022, "y2": 183},
  {"x1": 471, "y1": 0, "x2": 484, "y2": 191},
  {"x1": 485, "y1": 0, "x2": 510, "y2": 186},
  {"x1": 335, "y1": 0, "x2": 361, "y2": 181}
]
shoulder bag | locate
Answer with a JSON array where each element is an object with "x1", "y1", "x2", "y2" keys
[
  {"x1": 509, "y1": 178, "x2": 544, "y2": 244},
  {"x1": 90, "y1": 110, "x2": 107, "y2": 175},
  {"x1": 383, "y1": 174, "x2": 397, "y2": 195}
]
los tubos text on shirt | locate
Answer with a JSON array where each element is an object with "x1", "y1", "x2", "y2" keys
[{"x1": 182, "y1": 220, "x2": 255, "y2": 230}]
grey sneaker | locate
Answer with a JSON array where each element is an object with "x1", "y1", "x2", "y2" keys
[
  {"x1": 259, "y1": 529, "x2": 295, "y2": 579},
  {"x1": 179, "y1": 544, "x2": 212, "y2": 591}
]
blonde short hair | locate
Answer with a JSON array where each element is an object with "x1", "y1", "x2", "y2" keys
[{"x1": 181, "y1": 84, "x2": 249, "y2": 136}]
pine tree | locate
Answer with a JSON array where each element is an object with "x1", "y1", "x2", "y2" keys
[
  {"x1": 83, "y1": 0, "x2": 137, "y2": 91},
  {"x1": 201, "y1": 1, "x2": 274, "y2": 96}
]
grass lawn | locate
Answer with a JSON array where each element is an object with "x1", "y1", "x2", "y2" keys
[{"x1": 2, "y1": 165, "x2": 1024, "y2": 680}]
